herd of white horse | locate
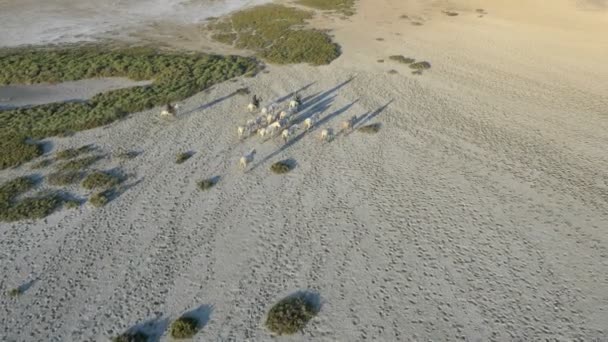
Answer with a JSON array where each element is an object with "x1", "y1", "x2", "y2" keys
[{"x1": 160, "y1": 93, "x2": 357, "y2": 171}]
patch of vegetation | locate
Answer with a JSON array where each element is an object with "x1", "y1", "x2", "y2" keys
[
  {"x1": 8, "y1": 288, "x2": 22, "y2": 297},
  {"x1": 410, "y1": 61, "x2": 431, "y2": 70},
  {"x1": 389, "y1": 55, "x2": 415, "y2": 64},
  {"x1": 235, "y1": 87, "x2": 250, "y2": 96},
  {"x1": 31, "y1": 158, "x2": 53, "y2": 169},
  {"x1": 112, "y1": 331, "x2": 149, "y2": 342},
  {"x1": 387, "y1": 69, "x2": 398, "y2": 75},
  {"x1": 0, "y1": 135, "x2": 43, "y2": 170},
  {"x1": 47, "y1": 171, "x2": 83, "y2": 186},
  {"x1": 9, "y1": 196, "x2": 62, "y2": 221},
  {"x1": 115, "y1": 150, "x2": 140, "y2": 160},
  {"x1": 442, "y1": 10, "x2": 459, "y2": 16},
  {"x1": 170, "y1": 317, "x2": 199, "y2": 339},
  {"x1": 82, "y1": 171, "x2": 121, "y2": 190},
  {"x1": 175, "y1": 152, "x2": 193, "y2": 164},
  {"x1": 377, "y1": 59, "x2": 384, "y2": 63},
  {"x1": 270, "y1": 160, "x2": 294, "y2": 174},
  {"x1": 297, "y1": 0, "x2": 356, "y2": 15},
  {"x1": 266, "y1": 296, "x2": 317, "y2": 335},
  {"x1": 65, "y1": 200, "x2": 81, "y2": 209},
  {"x1": 0, "y1": 46, "x2": 259, "y2": 166},
  {"x1": 197, "y1": 178, "x2": 217, "y2": 191},
  {"x1": 358, "y1": 123, "x2": 381, "y2": 133},
  {"x1": 57, "y1": 155, "x2": 102, "y2": 171},
  {"x1": 208, "y1": 4, "x2": 341, "y2": 65},
  {"x1": 376, "y1": 38, "x2": 385, "y2": 41},
  {"x1": 56, "y1": 144, "x2": 95, "y2": 160},
  {"x1": 89, "y1": 190, "x2": 111, "y2": 207}
]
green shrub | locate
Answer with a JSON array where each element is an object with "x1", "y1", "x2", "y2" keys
[
  {"x1": 235, "y1": 87, "x2": 250, "y2": 96},
  {"x1": 0, "y1": 135, "x2": 43, "y2": 170},
  {"x1": 47, "y1": 171, "x2": 83, "y2": 186},
  {"x1": 112, "y1": 331, "x2": 148, "y2": 342},
  {"x1": 57, "y1": 155, "x2": 102, "y2": 171},
  {"x1": 0, "y1": 46, "x2": 258, "y2": 165},
  {"x1": 389, "y1": 55, "x2": 415, "y2": 64},
  {"x1": 266, "y1": 296, "x2": 317, "y2": 335},
  {"x1": 170, "y1": 317, "x2": 199, "y2": 339},
  {"x1": 209, "y1": 4, "x2": 341, "y2": 65},
  {"x1": 358, "y1": 123, "x2": 381, "y2": 133},
  {"x1": 410, "y1": 61, "x2": 431, "y2": 70},
  {"x1": 175, "y1": 152, "x2": 193, "y2": 164},
  {"x1": 8, "y1": 288, "x2": 22, "y2": 297},
  {"x1": 0, "y1": 176, "x2": 62, "y2": 221},
  {"x1": 115, "y1": 150, "x2": 140, "y2": 160},
  {"x1": 65, "y1": 200, "x2": 81, "y2": 209},
  {"x1": 297, "y1": 0, "x2": 356, "y2": 15},
  {"x1": 270, "y1": 160, "x2": 294, "y2": 174},
  {"x1": 197, "y1": 178, "x2": 217, "y2": 191},
  {"x1": 89, "y1": 190, "x2": 111, "y2": 207},
  {"x1": 82, "y1": 171, "x2": 121, "y2": 190},
  {"x1": 56, "y1": 144, "x2": 95, "y2": 160},
  {"x1": 31, "y1": 159, "x2": 53, "y2": 169},
  {"x1": 3, "y1": 195, "x2": 62, "y2": 221}
]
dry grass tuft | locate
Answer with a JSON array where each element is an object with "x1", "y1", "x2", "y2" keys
[
  {"x1": 170, "y1": 317, "x2": 199, "y2": 339},
  {"x1": 358, "y1": 123, "x2": 382, "y2": 133}
]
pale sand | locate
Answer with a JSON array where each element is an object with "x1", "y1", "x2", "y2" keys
[{"x1": 0, "y1": 0, "x2": 607, "y2": 341}]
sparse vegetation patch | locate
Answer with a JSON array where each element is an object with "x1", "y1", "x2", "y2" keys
[
  {"x1": 389, "y1": 55, "x2": 415, "y2": 64},
  {"x1": 0, "y1": 177, "x2": 62, "y2": 221},
  {"x1": 82, "y1": 171, "x2": 121, "y2": 190},
  {"x1": 57, "y1": 155, "x2": 102, "y2": 171},
  {"x1": 56, "y1": 145, "x2": 95, "y2": 160},
  {"x1": 0, "y1": 135, "x2": 43, "y2": 170},
  {"x1": 47, "y1": 171, "x2": 83, "y2": 186},
  {"x1": 197, "y1": 178, "x2": 217, "y2": 191},
  {"x1": 89, "y1": 190, "x2": 111, "y2": 207},
  {"x1": 410, "y1": 61, "x2": 431, "y2": 70},
  {"x1": 0, "y1": 46, "x2": 258, "y2": 166},
  {"x1": 266, "y1": 296, "x2": 317, "y2": 335},
  {"x1": 358, "y1": 123, "x2": 381, "y2": 133},
  {"x1": 175, "y1": 152, "x2": 193, "y2": 164},
  {"x1": 208, "y1": 4, "x2": 341, "y2": 65},
  {"x1": 170, "y1": 317, "x2": 199, "y2": 339},
  {"x1": 271, "y1": 160, "x2": 294, "y2": 174},
  {"x1": 112, "y1": 331, "x2": 149, "y2": 342}
]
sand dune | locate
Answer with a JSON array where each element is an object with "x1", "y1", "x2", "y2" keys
[{"x1": 0, "y1": 0, "x2": 607, "y2": 341}]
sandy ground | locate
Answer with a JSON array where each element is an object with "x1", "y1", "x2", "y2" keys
[{"x1": 1, "y1": 0, "x2": 607, "y2": 341}]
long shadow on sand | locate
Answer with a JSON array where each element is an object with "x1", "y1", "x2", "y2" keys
[
  {"x1": 179, "y1": 91, "x2": 238, "y2": 117},
  {"x1": 353, "y1": 100, "x2": 394, "y2": 129}
]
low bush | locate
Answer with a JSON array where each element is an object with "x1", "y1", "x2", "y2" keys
[
  {"x1": 170, "y1": 317, "x2": 199, "y2": 339},
  {"x1": 389, "y1": 55, "x2": 415, "y2": 64},
  {"x1": 410, "y1": 61, "x2": 431, "y2": 70},
  {"x1": 0, "y1": 176, "x2": 62, "y2": 221},
  {"x1": 358, "y1": 123, "x2": 382, "y2": 133},
  {"x1": 112, "y1": 331, "x2": 148, "y2": 342},
  {"x1": 65, "y1": 200, "x2": 81, "y2": 209},
  {"x1": 197, "y1": 178, "x2": 217, "y2": 191},
  {"x1": 31, "y1": 159, "x2": 53, "y2": 169},
  {"x1": 175, "y1": 152, "x2": 193, "y2": 164},
  {"x1": 56, "y1": 144, "x2": 95, "y2": 160},
  {"x1": 82, "y1": 171, "x2": 121, "y2": 190},
  {"x1": 47, "y1": 171, "x2": 83, "y2": 186},
  {"x1": 89, "y1": 190, "x2": 111, "y2": 207},
  {"x1": 8, "y1": 288, "x2": 22, "y2": 297},
  {"x1": 270, "y1": 160, "x2": 294, "y2": 174},
  {"x1": 266, "y1": 296, "x2": 317, "y2": 335},
  {"x1": 0, "y1": 135, "x2": 43, "y2": 170},
  {"x1": 57, "y1": 155, "x2": 102, "y2": 171}
]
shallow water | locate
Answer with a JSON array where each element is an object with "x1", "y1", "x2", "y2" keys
[
  {"x1": 0, "y1": 78, "x2": 152, "y2": 109},
  {"x1": 0, "y1": 0, "x2": 271, "y2": 47}
]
